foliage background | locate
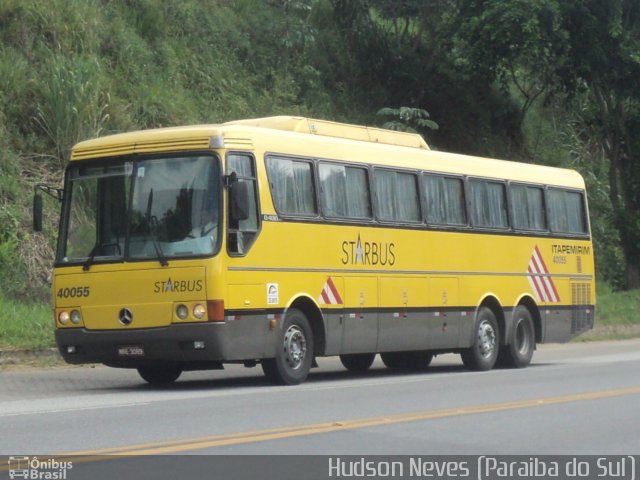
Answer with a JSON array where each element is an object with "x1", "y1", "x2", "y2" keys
[{"x1": 0, "y1": 0, "x2": 634, "y2": 305}]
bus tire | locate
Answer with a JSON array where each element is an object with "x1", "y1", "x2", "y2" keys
[
  {"x1": 500, "y1": 306, "x2": 535, "y2": 368},
  {"x1": 340, "y1": 353, "x2": 376, "y2": 372},
  {"x1": 262, "y1": 308, "x2": 314, "y2": 385},
  {"x1": 137, "y1": 364, "x2": 182, "y2": 385},
  {"x1": 381, "y1": 351, "x2": 433, "y2": 371},
  {"x1": 461, "y1": 307, "x2": 499, "y2": 371}
]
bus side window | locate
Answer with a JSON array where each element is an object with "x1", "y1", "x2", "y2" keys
[
  {"x1": 374, "y1": 169, "x2": 421, "y2": 223},
  {"x1": 227, "y1": 154, "x2": 259, "y2": 255},
  {"x1": 510, "y1": 183, "x2": 546, "y2": 231},
  {"x1": 468, "y1": 179, "x2": 508, "y2": 229},
  {"x1": 319, "y1": 162, "x2": 372, "y2": 220},
  {"x1": 422, "y1": 174, "x2": 466, "y2": 226},
  {"x1": 547, "y1": 188, "x2": 587, "y2": 235},
  {"x1": 265, "y1": 156, "x2": 317, "y2": 216}
]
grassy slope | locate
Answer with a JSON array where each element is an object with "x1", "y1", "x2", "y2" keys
[{"x1": 0, "y1": 0, "x2": 354, "y2": 302}]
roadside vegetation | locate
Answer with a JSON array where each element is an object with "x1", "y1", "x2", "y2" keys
[
  {"x1": 578, "y1": 284, "x2": 640, "y2": 341},
  {"x1": 0, "y1": 295, "x2": 53, "y2": 349},
  {"x1": 0, "y1": 0, "x2": 638, "y2": 350}
]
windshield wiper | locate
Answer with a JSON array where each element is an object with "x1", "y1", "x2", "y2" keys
[
  {"x1": 145, "y1": 188, "x2": 169, "y2": 267},
  {"x1": 82, "y1": 243, "x2": 123, "y2": 271},
  {"x1": 82, "y1": 244, "x2": 99, "y2": 272},
  {"x1": 149, "y1": 216, "x2": 169, "y2": 267}
]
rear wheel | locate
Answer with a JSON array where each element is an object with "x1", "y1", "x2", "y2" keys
[
  {"x1": 381, "y1": 351, "x2": 433, "y2": 371},
  {"x1": 137, "y1": 364, "x2": 182, "y2": 385},
  {"x1": 340, "y1": 353, "x2": 376, "y2": 372},
  {"x1": 461, "y1": 307, "x2": 499, "y2": 371},
  {"x1": 500, "y1": 306, "x2": 535, "y2": 368},
  {"x1": 262, "y1": 308, "x2": 314, "y2": 385}
]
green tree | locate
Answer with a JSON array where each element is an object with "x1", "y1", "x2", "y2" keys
[
  {"x1": 454, "y1": 0, "x2": 568, "y2": 129},
  {"x1": 329, "y1": 0, "x2": 524, "y2": 155},
  {"x1": 455, "y1": 0, "x2": 640, "y2": 288},
  {"x1": 377, "y1": 106, "x2": 438, "y2": 135},
  {"x1": 556, "y1": 0, "x2": 640, "y2": 288}
]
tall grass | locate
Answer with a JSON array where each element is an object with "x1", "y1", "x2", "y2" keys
[
  {"x1": 594, "y1": 283, "x2": 640, "y2": 326},
  {"x1": 575, "y1": 283, "x2": 640, "y2": 341},
  {"x1": 35, "y1": 56, "x2": 110, "y2": 167},
  {"x1": 0, "y1": 295, "x2": 54, "y2": 349}
]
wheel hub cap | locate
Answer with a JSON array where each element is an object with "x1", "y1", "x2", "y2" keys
[
  {"x1": 478, "y1": 320, "x2": 496, "y2": 358},
  {"x1": 283, "y1": 325, "x2": 306, "y2": 370}
]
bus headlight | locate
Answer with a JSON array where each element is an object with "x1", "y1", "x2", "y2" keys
[
  {"x1": 193, "y1": 304, "x2": 206, "y2": 319},
  {"x1": 58, "y1": 311, "x2": 70, "y2": 325},
  {"x1": 70, "y1": 310, "x2": 82, "y2": 325},
  {"x1": 176, "y1": 304, "x2": 189, "y2": 320}
]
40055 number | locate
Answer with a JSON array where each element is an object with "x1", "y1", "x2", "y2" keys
[{"x1": 57, "y1": 286, "x2": 90, "y2": 298}]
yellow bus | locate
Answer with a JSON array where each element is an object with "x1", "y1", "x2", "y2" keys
[{"x1": 35, "y1": 116, "x2": 595, "y2": 385}]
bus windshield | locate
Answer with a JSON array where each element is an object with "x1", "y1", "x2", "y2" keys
[{"x1": 58, "y1": 154, "x2": 221, "y2": 266}]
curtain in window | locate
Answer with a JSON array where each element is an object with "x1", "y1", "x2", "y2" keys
[
  {"x1": 565, "y1": 191, "x2": 586, "y2": 233},
  {"x1": 319, "y1": 163, "x2": 346, "y2": 217},
  {"x1": 267, "y1": 157, "x2": 316, "y2": 215},
  {"x1": 320, "y1": 163, "x2": 371, "y2": 219},
  {"x1": 548, "y1": 189, "x2": 586, "y2": 234},
  {"x1": 423, "y1": 175, "x2": 465, "y2": 225},
  {"x1": 345, "y1": 167, "x2": 371, "y2": 218},
  {"x1": 511, "y1": 185, "x2": 545, "y2": 230},
  {"x1": 374, "y1": 170, "x2": 395, "y2": 220},
  {"x1": 395, "y1": 172, "x2": 420, "y2": 222},
  {"x1": 470, "y1": 180, "x2": 507, "y2": 228}
]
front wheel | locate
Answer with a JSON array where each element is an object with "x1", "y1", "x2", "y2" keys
[
  {"x1": 500, "y1": 306, "x2": 535, "y2": 368},
  {"x1": 461, "y1": 307, "x2": 499, "y2": 371},
  {"x1": 137, "y1": 364, "x2": 182, "y2": 385},
  {"x1": 262, "y1": 309, "x2": 314, "y2": 385}
]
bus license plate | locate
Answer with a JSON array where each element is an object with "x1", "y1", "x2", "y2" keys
[{"x1": 118, "y1": 345, "x2": 144, "y2": 357}]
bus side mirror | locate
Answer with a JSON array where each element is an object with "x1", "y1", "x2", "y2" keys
[
  {"x1": 230, "y1": 181, "x2": 250, "y2": 222},
  {"x1": 33, "y1": 184, "x2": 63, "y2": 232},
  {"x1": 33, "y1": 192, "x2": 43, "y2": 232}
]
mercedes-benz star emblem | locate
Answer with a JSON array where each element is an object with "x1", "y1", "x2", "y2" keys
[{"x1": 118, "y1": 308, "x2": 133, "y2": 326}]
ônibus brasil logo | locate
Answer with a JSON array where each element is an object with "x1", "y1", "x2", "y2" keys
[{"x1": 8, "y1": 456, "x2": 73, "y2": 480}]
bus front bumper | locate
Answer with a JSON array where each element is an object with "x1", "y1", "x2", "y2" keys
[{"x1": 55, "y1": 321, "x2": 274, "y2": 369}]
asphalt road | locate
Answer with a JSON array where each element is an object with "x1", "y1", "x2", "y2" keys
[{"x1": 1, "y1": 339, "x2": 639, "y2": 459}]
